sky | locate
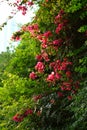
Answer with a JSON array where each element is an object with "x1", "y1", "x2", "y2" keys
[{"x1": 0, "y1": 1, "x2": 37, "y2": 53}]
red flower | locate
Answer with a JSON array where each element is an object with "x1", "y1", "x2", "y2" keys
[
  {"x1": 35, "y1": 62, "x2": 45, "y2": 73},
  {"x1": 24, "y1": 109, "x2": 33, "y2": 116},
  {"x1": 41, "y1": 43, "x2": 47, "y2": 48},
  {"x1": 55, "y1": 73, "x2": 61, "y2": 80},
  {"x1": 27, "y1": 1, "x2": 34, "y2": 6},
  {"x1": 53, "y1": 39, "x2": 63, "y2": 46},
  {"x1": 36, "y1": 54, "x2": 42, "y2": 61},
  {"x1": 46, "y1": 72, "x2": 55, "y2": 82},
  {"x1": 55, "y1": 23, "x2": 64, "y2": 34},
  {"x1": 12, "y1": 114, "x2": 23, "y2": 122},
  {"x1": 42, "y1": 52, "x2": 50, "y2": 62},
  {"x1": 16, "y1": 36, "x2": 20, "y2": 41},
  {"x1": 43, "y1": 31, "x2": 52, "y2": 38},
  {"x1": 29, "y1": 72, "x2": 37, "y2": 80}
]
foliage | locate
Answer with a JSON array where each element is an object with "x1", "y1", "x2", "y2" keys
[
  {"x1": 7, "y1": 32, "x2": 40, "y2": 77},
  {"x1": 0, "y1": 0, "x2": 87, "y2": 130},
  {"x1": 0, "y1": 48, "x2": 12, "y2": 87}
]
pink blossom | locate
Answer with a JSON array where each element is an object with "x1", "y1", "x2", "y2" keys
[
  {"x1": 36, "y1": 54, "x2": 42, "y2": 61},
  {"x1": 54, "y1": 14, "x2": 61, "y2": 24},
  {"x1": 53, "y1": 39, "x2": 63, "y2": 46},
  {"x1": 42, "y1": 52, "x2": 50, "y2": 62},
  {"x1": 24, "y1": 109, "x2": 33, "y2": 116},
  {"x1": 27, "y1": 1, "x2": 34, "y2": 6},
  {"x1": 22, "y1": 11, "x2": 26, "y2": 15},
  {"x1": 37, "y1": 34, "x2": 43, "y2": 41},
  {"x1": 16, "y1": 36, "x2": 21, "y2": 41},
  {"x1": 29, "y1": 72, "x2": 37, "y2": 80},
  {"x1": 35, "y1": 62, "x2": 45, "y2": 73},
  {"x1": 55, "y1": 23, "x2": 64, "y2": 34},
  {"x1": 41, "y1": 43, "x2": 47, "y2": 48},
  {"x1": 42, "y1": 38, "x2": 48, "y2": 44},
  {"x1": 17, "y1": 6, "x2": 23, "y2": 10},
  {"x1": 27, "y1": 25, "x2": 34, "y2": 31},
  {"x1": 47, "y1": 72, "x2": 55, "y2": 82},
  {"x1": 43, "y1": 31, "x2": 52, "y2": 38},
  {"x1": 55, "y1": 73, "x2": 61, "y2": 80},
  {"x1": 12, "y1": 114, "x2": 23, "y2": 122}
]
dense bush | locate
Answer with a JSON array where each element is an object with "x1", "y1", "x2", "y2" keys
[{"x1": 0, "y1": 0, "x2": 87, "y2": 129}]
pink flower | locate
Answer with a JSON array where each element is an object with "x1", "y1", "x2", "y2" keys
[
  {"x1": 55, "y1": 23, "x2": 64, "y2": 34},
  {"x1": 55, "y1": 14, "x2": 61, "y2": 21},
  {"x1": 12, "y1": 114, "x2": 23, "y2": 122},
  {"x1": 29, "y1": 72, "x2": 37, "y2": 80},
  {"x1": 27, "y1": 25, "x2": 34, "y2": 31},
  {"x1": 36, "y1": 54, "x2": 42, "y2": 61},
  {"x1": 41, "y1": 43, "x2": 47, "y2": 48},
  {"x1": 55, "y1": 73, "x2": 61, "y2": 80},
  {"x1": 17, "y1": 6, "x2": 23, "y2": 10},
  {"x1": 42, "y1": 52, "x2": 50, "y2": 62},
  {"x1": 35, "y1": 62, "x2": 45, "y2": 73},
  {"x1": 37, "y1": 34, "x2": 43, "y2": 41},
  {"x1": 47, "y1": 72, "x2": 55, "y2": 82},
  {"x1": 24, "y1": 109, "x2": 33, "y2": 116},
  {"x1": 53, "y1": 39, "x2": 63, "y2": 46},
  {"x1": 27, "y1": 1, "x2": 34, "y2": 6},
  {"x1": 22, "y1": 11, "x2": 26, "y2": 15},
  {"x1": 15, "y1": 36, "x2": 21, "y2": 41},
  {"x1": 42, "y1": 38, "x2": 48, "y2": 44},
  {"x1": 43, "y1": 31, "x2": 52, "y2": 38},
  {"x1": 54, "y1": 14, "x2": 61, "y2": 24}
]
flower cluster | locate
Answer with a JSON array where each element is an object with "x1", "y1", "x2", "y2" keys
[
  {"x1": 13, "y1": 0, "x2": 34, "y2": 15},
  {"x1": 13, "y1": 8, "x2": 80, "y2": 123},
  {"x1": 35, "y1": 61, "x2": 45, "y2": 73},
  {"x1": 13, "y1": 109, "x2": 33, "y2": 122},
  {"x1": 55, "y1": 9, "x2": 68, "y2": 34},
  {"x1": 11, "y1": 35, "x2": 21, "y2": 41},
  {"x1": 28, "y1": 9, "x2": 79, "y2": 101},
  {"x1": 29, "y1": 72, "x2": 37, "y2": 80}
]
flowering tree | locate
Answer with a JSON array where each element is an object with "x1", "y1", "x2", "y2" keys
[{"x1": 0, "y1": 0, "x2": 87, "y2": 129}]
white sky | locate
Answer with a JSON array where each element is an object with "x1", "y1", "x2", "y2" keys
[{"x1": 0, "y1": 1, "x2": 37, "y2": 53}]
